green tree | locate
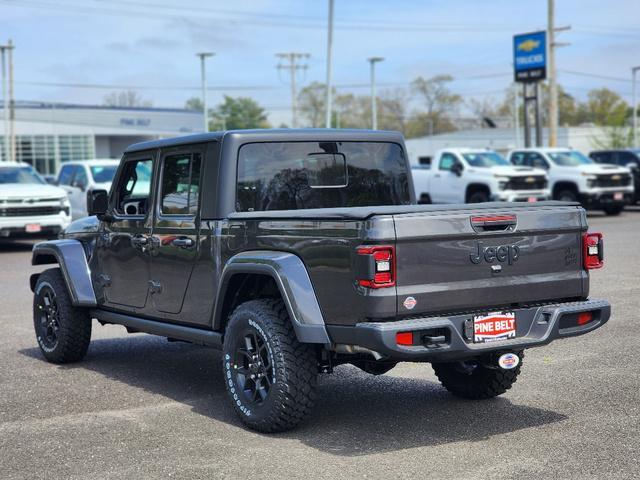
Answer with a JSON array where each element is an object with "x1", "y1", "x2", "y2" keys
[
  {"x1": 184, "y1": 97, "x2": 203, "y2": 111},
  {"x1": 209, "y1": 96, "x2": 270, "y2": 130}
]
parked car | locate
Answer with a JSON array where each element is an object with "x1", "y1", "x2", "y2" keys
[
  {"x1": 30, "y1": 130, "x2": 610, "y2": 433},
  {"x1": 412, "y1": 148, "x2": 549, "y2": 204},
  {"x1": 0, "y1": 162, "x2": 71, "y2": 239},
  {"x1": 589, "y1": 149, "x2": 640, "y2": 204},
  {"x1": 56, "y1": 159, "x2": 120, "y2": 219},
  {"x1": 507, "y1": 148, "x2": 634, "y2": 215}
]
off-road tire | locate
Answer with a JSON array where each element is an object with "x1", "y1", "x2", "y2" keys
[
  {"x1": 33, "y1": 268, "x2": 92, "y2": 363},
  {"x1": 222, "y1": 299, "x2": 317, "y2": 433},
  {"x1": 432, "y1": 352, "x2": 524, "y2": 399},
  {"x1": 468, "y1": 190, "x2": 490, "y2": 203},
  {"x1": 603, "y1": 205, "x2": 624, "y2": 216}
]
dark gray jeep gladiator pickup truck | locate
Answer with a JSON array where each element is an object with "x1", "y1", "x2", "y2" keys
[{"x1": 29, "y1": 129, "x2": 610, "y2": 432}]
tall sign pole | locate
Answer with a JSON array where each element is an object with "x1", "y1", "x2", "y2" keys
[
  {"x1": 548, "y1": 0, "x2": 558, "y2": 147},
  {"x1": 514, "y1": 31, "x2": 547, "y2": 147}
]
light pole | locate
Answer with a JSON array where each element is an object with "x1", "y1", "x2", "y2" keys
[
  {"x1": 197, "y1": 52, "x2": 214, "y2": 132},
  {"x1": 324, "y1": 0, "x2": 334, "y2": 128},
  {"x1": 367, "y1": 57, "x2": 384, "y2": 130},
  {"x1": 0, "y1": 44, "x2": 9, "y2": 162},
  {"x1": 633, "y1": 66, "x2": 640, "y2": 148}
]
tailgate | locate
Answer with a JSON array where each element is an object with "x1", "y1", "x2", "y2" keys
[{"x1": 393, "y1": 205, "x2": 587, "y2": 316}]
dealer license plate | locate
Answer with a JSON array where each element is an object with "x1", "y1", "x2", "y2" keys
[
  {"x1": 613, "y1": 192, "x2": 623, "y2": 201},
  {"x1": 25, "y1": 224, "x2": 42, "y2": 233},
  {"x1": 473, "y1": 312, "x2": 516, "y2": 343}
]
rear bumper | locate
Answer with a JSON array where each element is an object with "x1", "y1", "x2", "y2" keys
[{"x1": 327, "y1": 299, "x2": 610, "y2": 362}]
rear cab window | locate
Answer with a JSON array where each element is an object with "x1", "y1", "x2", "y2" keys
[{"x1": 236, "y1": 141, "x2": 410, "y2": 211}]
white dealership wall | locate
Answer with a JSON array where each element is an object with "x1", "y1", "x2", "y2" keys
[
  {"x1": 404, "y1": 127, "x2": 611, "y2": 166},
  {"x1": 0, "y1": 102, "x2": 204, "y2": 174}
]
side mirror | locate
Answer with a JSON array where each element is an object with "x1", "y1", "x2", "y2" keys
[
  {"x1": 451, "y1": 162, "x2": 464, "y2": 176},
  {"x1": 87, "y1": 189, "x2": 110, "y2": 219}
]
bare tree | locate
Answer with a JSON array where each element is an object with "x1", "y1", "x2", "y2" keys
[{"x1": 103, "y1": 90, "x2": 153, "y2": 108}]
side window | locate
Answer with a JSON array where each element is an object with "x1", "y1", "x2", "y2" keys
[
  {"x1": 528, "y1": 153, "x2": 548, "y2": 169},
  {"x1": 510, "y1": 152, "x2": 527, "y2": 166},
  {"x1": 160, "y1": 153, "x2": 202, "y2": 216},
  {"x1": 58, "y1": 165, "x2": 74, "y2": 185},
  {"x1": 618, "y1": 152, "x2": 636, "y2": 166},
  {"x1": 73, "y1": 166, "x2": 88, "y2": 189},
  {"x1": 115, "y1": 158, "x2": 153, "y2": 216},
  {"x1": 439, "y1": 153, "x2": 456, "y2": 171}
]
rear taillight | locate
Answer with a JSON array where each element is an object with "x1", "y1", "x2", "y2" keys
[
  {"x1": 583, "y1": 232, "x2": 604, "y2": 270},
  {"x1": 356, "y1": 245, "x2": 396, "y2": 288}
]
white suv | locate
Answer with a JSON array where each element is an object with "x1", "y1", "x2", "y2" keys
[
  {"x1": 56, "y1": 159, "x2": 119, "y2": 219},
  {"x1": 0, "y1": 162, "x2": 71, "y2": 239},
  {"x1": 507, "y1": 148, "x2": 634, "y2": 215}
]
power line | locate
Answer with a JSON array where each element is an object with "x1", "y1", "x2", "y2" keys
[{"x1": 276, "y1": 52, "x2": 309, "y2": 128}]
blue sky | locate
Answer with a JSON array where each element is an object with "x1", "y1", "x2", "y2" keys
[{"x1": 2, "y1": 0, "x2": 639, "y2": 126}]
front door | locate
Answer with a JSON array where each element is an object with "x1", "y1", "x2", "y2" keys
[
  {"x1": 148, "y1": 147, "x2": 203, "y2": 317},
  {"x1": 432, "y1": 152, "x2": 464, "y2": 203},
  {"x1": 98, "y1": 152, "x2": 156, "y2": 310}
]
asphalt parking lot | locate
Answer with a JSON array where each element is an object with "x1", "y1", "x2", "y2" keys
[{"x1": 1, "y1": 208, "x2": 639, "y2": 480}]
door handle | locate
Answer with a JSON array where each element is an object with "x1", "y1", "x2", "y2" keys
[
  {"x1": 171, "y1": 237, "x2": 194, "y2": 248},
  {"x1": 131, "y1": 235, "x2": 149, "y2": 247}
]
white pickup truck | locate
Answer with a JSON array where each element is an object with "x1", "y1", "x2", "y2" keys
[
  {"x1": 507, "y1": 147, "x2": 634, "y2": 215},
  {"x1": 412, "y1": 148, "x2": 550, "y2": 204},
  {"x1": 0, "y1": 162, "x2": 71, "y2": 239}
]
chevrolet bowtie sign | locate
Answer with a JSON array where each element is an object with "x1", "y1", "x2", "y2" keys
[{"x1": 513, "y1": 31, "x2": 547, "y2": 83}]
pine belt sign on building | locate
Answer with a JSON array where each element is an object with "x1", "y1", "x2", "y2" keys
[{"x1": 513, "y1": 31, "x2": 547, "y2": 83}]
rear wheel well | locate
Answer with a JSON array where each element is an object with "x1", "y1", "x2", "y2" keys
[
  {"x1": 466, "y1": 184, "x2": 491, "y2": 202},
  {"x1": 217, "y1": 273, "x2": 282, "y2": 332}
]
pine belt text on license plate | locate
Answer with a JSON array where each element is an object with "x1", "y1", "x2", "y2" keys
[{"x1": 473, "y1": 312, "x2": 516, "y2": 343}]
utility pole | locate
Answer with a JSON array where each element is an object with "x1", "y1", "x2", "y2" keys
[
  {"x1": 324, "y1": 0, "x2": 334, "y2": 128},
  {"x1": 196, "y1": 52, "x2": 214, "y2": 133},
  {"x1": 8, "y1": 39, "x2": 14, "y2": 163},
  {"x1": 547, "y1": 0, "x2": 571, "y2": 147},
  {"x1": 367, "y1": 57, "x2": 384, "y2": 130},
  {"x1": 633, "y1": 66, "x2": 640, "y2": 148},
  {"x1": 0, "y1": 43, "x2": 10, "y2": 163},
  {"x1": 276, "y1": 52, "x2": 309, "y2": 128}
]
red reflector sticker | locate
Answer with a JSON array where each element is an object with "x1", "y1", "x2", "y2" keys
[
  {"x1": 396, "y1": 332, "x2": 413, "y2": 346},
  {"x1": 473, "y1": 312, "x2": 516, "y2": 343},
  {"x1": 403, "y1": 296, "x2": 417, "y2": 310}
]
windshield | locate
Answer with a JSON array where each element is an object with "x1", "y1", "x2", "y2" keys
[
  {"x1": 0, "y1": 166, "x2": 46, "y2": 185},
  {"x1": 547, "y1": 151, "x2": 593, "y2": 166},
  {"x1": 90, "y1": 165, "x2": 118, "y2": 184},
  {"x1": 462, "y1": 152, "x2": 510, "y2": 167}
]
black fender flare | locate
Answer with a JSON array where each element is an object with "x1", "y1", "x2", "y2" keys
[
  {"x1": 214, "y1": 250, "x2": 330, "y2": 344},
  {"x1": 31, "y1": 239, "x2": 97, "y2": 307}
]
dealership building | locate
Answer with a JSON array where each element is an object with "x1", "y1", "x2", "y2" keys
[{"x1": 0, "y1": 102, "x2": 203, "y2": 174}]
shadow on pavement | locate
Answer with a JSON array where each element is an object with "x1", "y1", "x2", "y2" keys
[
  {"x1": 20, "y1": 334, "x2": 567, "y2": 456},
  {"x1": 0, "y1": 239, "x2": 37, "y2": 252}
]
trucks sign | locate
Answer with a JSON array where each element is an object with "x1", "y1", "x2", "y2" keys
[{"x1": 513, "y1": 31, "x2": 547, "y2": 83}]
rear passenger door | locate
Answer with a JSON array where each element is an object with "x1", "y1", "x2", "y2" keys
[{"x1": 148, "y1": 146, "x2": 203, "y2": 318}]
